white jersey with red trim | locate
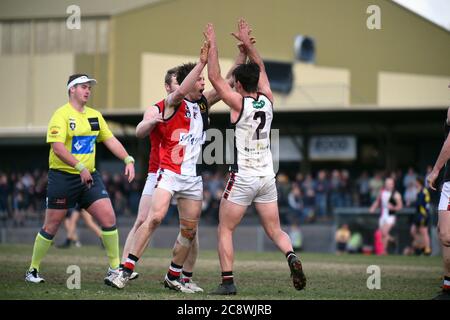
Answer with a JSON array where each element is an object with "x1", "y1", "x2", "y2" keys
[
  {"x1": 159, "y1": 96, "x2": 208, "y2": 176},
  {"x1": 230, "y1": 93, "x2": 274, "y2": 177}
]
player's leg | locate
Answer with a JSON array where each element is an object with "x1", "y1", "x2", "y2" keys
[
  {"x1": 26, "y1": 208, "x2": 66, "y2": 283},
  {"x1": 380, "y1": 222, "x2": 392, "y2": 254},
  {"x1": 211, "y1": 198, "x2": 247, "y2": 295},
  {"x1": 26, "y1": 169, "x2": 78, "y2": 283},
  {"x1": 86, "y1": 198, "x2": 119, "y2": 268},
  {"x1": 170, "y1": 197, "x2": 202, "y2": 292},
  {"x1": 180, "y1": 233, "x2": 201, "y2": 290},
  {"x1": 255, "y1": 201, "x2": 307, "y2": 291},
  {"x1": 121, "y1": 173, "x2": 156, "y2": 264},
  {"x1": 436, "y1": 211, "x2": 450, "y2": 299},
  {"x1": 68, "y1": 209, "x2": 81, "y2": 246},
  {"x1": 419, "y1": 225, "x2": 431, "y2": 255},
  {"x1": 111, "y1": 187, "x2": 172, "y2": 289},
  {"x1": 81, "y1": 209, "x2": 102, "y2": 238}
]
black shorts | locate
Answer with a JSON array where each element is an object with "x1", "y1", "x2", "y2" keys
[
  {"x1": 413, "y1": 213, "x2": 430, "y2": 228},
  {"x1": 47, "y1": 169, "x2": 109, "y2": 210}
]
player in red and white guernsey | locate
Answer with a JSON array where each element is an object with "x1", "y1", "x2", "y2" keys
[
  {"x1": 113, "y1": 40, "x2": 248, "y2": 292},
  {"x1": 119, "y1": 68, "x2": 208, "y2": 292},
  {"x1": 204, "y1": 20, "x2": 306, "y2": 295}
]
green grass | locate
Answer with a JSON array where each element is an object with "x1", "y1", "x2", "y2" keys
[{"x1": 0, "y1": 244, "x2": 443, "y2": 300}]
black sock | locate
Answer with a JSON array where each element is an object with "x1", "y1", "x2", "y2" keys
[
  {"x1": 221, "y1": 271, "x2": 234, "y2": 285},
  {"x1": 123, "y1": 254, "x2": 139, "y2": 273},
  {"x1": 285, "y1": 251, "x2": 297, "y2": 264}
]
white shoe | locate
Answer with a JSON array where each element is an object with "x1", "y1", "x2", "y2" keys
[
  {"x1": 104, "y1": 267, "x2": 119, "y2": 286},
  {"x1": 181, "y1": 278, "x2": 204, "y2": 293},
  {"x1": 164, "y1": 275, "x2": 195, "y2": 293},
  {"x1": 25, "y1": 268, "x2": 45, "y2": 283},
  {"x1": 110, "y1": 270, "x2": 131, "y2": 289},
  {"x1": 129, "y1": 271, "x2": 139, "y2": 281}
]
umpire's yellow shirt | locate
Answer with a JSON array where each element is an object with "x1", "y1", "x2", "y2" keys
[{"x1": 46, "y1": 103, "x2": 113, "y2": 174}]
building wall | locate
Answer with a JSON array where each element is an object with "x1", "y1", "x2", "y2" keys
[{"x1": 111, "y1": 0, "x2": 450, "y2": 109}]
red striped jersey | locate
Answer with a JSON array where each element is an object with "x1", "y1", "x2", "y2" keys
[{"x1": 159, "y1": 95, "x2": 209, "y2": 176}]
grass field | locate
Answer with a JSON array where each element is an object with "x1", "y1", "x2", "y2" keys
[{"x1": 0, "y1": 244, "x2": 443, "y2": 300}]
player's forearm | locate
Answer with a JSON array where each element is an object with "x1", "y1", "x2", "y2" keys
[
  {"x1": 136, "y1": 119, "x2": 155, "y2": 139},
  {"x1": 207, "y1": 43, "x2": 222, "y2": 84},
  {"x1": 168, "y1": 61, "x2": 206, "y2": 106},
  {"x1": 244, "y1": 42, "x2": 265, "y2": 71},
  {"x1": 103, "y1": 137, "x2": 130, "y2": 161},
  {"x1": 52, "y1": 142, "x2": 83, "y2": 168}
]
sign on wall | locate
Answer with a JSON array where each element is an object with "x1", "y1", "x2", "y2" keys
[{"x1": 309, "y1": 136, "x2": 356, "y2": 161}]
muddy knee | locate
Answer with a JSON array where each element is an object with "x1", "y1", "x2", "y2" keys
[{"x1": 177, "y1": 218, "x2": 198, "y2": 247}]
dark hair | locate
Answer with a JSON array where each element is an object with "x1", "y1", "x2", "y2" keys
[
  {"x1": 165, "y1": 67, "x2": 178, "y2": 86},
  {"x1": 67, "y1": 73, "x2": 89, "y2": 96},
  {"x1": 176, "y1": 62, "x2": 196, "y2": 86},
  {"x1": 232, "y1": 62, "x2": 260, "y2": 93}
]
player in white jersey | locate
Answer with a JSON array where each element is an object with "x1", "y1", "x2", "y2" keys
[
  {"x1": 370, "y1": 177, "x2": 403, "y2": 255},
  {"x1": 204, "y1": 19, "x2": 306, "y2": 295}
]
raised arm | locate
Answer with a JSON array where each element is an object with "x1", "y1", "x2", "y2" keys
[
  {"x1": 135, "y1": 105, "x2": 163, "y2": 139},
  {"x1": 165, "y1": 41, "x2": 209, "y2": 108},
  {"x1": 232, "y1": 18, "x2": 273, "y2": 102},
  {"x1": 203, "y1": 37, "x2": 250, "y2": 108},
  {"x1": 204, "y1": 23, "x2": 242, "y2": 113}
]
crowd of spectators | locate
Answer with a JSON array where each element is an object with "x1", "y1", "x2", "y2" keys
[{"x1": 0, "y1": 166, "x2": 436, "y2": 227}]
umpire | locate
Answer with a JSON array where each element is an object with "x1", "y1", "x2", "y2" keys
[{"x1": 25, "y1": 74, "x2": 135, "y2": 286}]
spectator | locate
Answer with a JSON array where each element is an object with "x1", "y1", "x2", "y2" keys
[
  {"x1": 347, "y1": 231, "x2": 363, "y2": 254},
  {"x1": 403, "y1": 181, "x2": 418, "y2": 207},
  {"x1": 369, "y1": 171, "x2": 383, "y2": 203},
  {"x1": 403, "y1": 167, "x2": 417, "y2": 192},
  {"x1": 356, "y1": 171, "x2": 371, "y2": 206},
  {"x1": 335, "y1": 224, "x2": 351, "y2": 255},
  {"x1": 287, "y1": 184, "x2": 304, "y2": 223},
  {"x1": 314, "y1": 170, "x2": 329, "y2": 220}
]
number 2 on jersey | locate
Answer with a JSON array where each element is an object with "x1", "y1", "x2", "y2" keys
[{"x1": 252, "y1": 111, "x2": 267, "y2": 140}]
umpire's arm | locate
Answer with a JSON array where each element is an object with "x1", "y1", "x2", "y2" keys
[{"x1": 102, "y1": 137, "x2": 135, "y2": 183}]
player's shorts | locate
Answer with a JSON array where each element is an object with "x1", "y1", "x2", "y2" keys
[
  {"x1": 438, "y1": 182, "x2": 450, "y2": 211},
  {"x1": 379, "y1": 213, "x2": 396, "y2": 228},
  {"x1": 222, "y1": 172, "x2": 277, "y2": 206},
  {"x1": 46, "y1": 169, "x2": 109, "y2": 210},
  {"x1": 413, "y1": 212, "x2": 430, "y2": 227},
  {"x1": 142, "y1": 172, "x2": 158, "y2": 196},
  {"x1": 155, "y1": 168, "x2": 203, "y2": 201}
]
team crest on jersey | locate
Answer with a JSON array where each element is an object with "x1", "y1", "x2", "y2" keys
[
  {"x1": 185, "y1": 105, "x2": 191, "y2": 118},
  {"x1": 198, "y1": 102, "x2": 207, "y2": 113},
  {"x1": 252, "y1": 100, "x2": 265, "y2": 109},
  {"x1": 69, "y1": 118, "x2": 76, "y2": 131}
]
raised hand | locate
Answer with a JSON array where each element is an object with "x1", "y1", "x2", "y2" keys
[
  {"x1": 231, "y1": 18, "x2": 252, "y2": 45},
  {"x1": 199, "y1": 40, "x2": 209, "y2": 64}
]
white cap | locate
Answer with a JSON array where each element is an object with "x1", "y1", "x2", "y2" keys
[{"x1": 67, "y1": 75, "x2": 97, "y2": 90}]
